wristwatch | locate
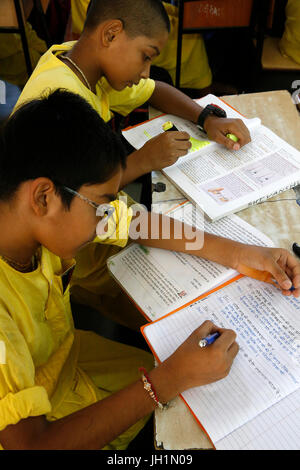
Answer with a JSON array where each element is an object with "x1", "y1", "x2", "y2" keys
[{"x1": 197, "y1": 104, "x2": 227, "y2": 132}]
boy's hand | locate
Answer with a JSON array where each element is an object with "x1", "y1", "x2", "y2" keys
[
  {"x1": 204, "y1": 116, "x2": 251, "y2": 151},
  {"x1": 141, "y1": 131, "x2": 191, "y2": 170},
  {"x1": 155, "y1": 321, "x2": 238, "y2": 401},
  {"x1": 234, "y1": 245, "x2": 300, "y2": 297}
]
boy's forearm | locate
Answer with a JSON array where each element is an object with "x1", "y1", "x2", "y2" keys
[
  {"x1": 148, "y1": 81, "x2": 203, "y2": 123},
  {"x1": 15, "y1": 364, "x2": 175, "y2": 450},
  {"x1": 0, "y1": 356, "x2": 178, "y2": 451},
  {"x1": 129, "y1": 212, "x2": 242, "y2": 270},
  {"x1": 33, "y1": 381, "x2": 155, "y2": 450},
  {"x1": 120, "y1": 147, "x2": 152, "y2": 188}
]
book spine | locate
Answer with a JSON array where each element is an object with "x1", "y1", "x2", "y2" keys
[
  {"x1": 247, "y1": 180, "x2": 300, "y2": 208},
  {"x1": 208, "y1": 179, "x2": 300, "y2": 222}
]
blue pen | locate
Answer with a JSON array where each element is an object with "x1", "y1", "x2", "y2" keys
[{"x1": 199, "y1": 332, "x2": 220, "y2": 348}]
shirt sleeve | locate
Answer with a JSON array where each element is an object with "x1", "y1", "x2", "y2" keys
[
  {"x1": 106, "y1": 78, "x2": 156, "y2": 116},
  {"x1": 0, "y1": 307, "x2": 51, "y2": 432},
  {"x1": 95, "y1": 198, "x2": 133, "y2": 248}
]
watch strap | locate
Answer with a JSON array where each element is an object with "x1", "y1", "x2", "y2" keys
[{"x1": 197, "y1": 104, "x2": 227, "y2": 132}]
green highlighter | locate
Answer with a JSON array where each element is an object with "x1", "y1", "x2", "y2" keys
[
  {"x1": 226, "y1": 133, "x2": 239, "y2": 142},
  {"x1": 162, "y1": 121, "x2": 179, "y2": 132}
]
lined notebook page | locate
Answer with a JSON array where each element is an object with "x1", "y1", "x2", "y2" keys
[
  {"x1": 143, "y1": 276, "x2": 300, "y2": 445},
  {"x1": 216, "y1": 388, "x2": 300, "y2": 449}
]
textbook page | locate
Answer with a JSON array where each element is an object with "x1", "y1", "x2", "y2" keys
[
  {"x1": 143, "y1": 276, "x2": 300, "y2": 447},
  {"x1": 122, "y1": 94, "x2": 300, "y2": 221},
  {"x1": 164, "y1": 124, "x2": 300, "y2": 221},
  {"x1": 122, "y1": 94, "x2": 260, "y2": 153},
  {"x1": 107, "y1": 202, "x2": 274, "y2": 321}
]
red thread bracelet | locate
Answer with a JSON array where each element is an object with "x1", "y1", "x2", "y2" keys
[{"x1": 139, "y1": 367, "x2": 167, "y2": 410}]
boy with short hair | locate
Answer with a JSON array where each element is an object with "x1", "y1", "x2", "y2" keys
[
  {"x1": 71, "y1": 0, "x2": 214, "y2": 93},
  {"x1": 13, "y1": 0, "x2": 252, "y2": 326},
  {"x1": 0, "y1": 90, "x2": 299, "y2": 449},
  {"x1": 15, "y1": 0, "x2": 250, "y2": 184}
]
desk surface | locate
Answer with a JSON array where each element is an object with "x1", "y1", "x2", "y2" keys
[{"x1": 151, "y1": 90, "x2": 300, "y2": 450}]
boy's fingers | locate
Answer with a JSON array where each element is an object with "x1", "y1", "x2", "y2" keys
[
  {"x1": 227, "y1": 341, "x2": 239, "y2": 360},
  {"x1": 163, "y1": 131, "x2": 190, "y2": 141},
  {"x1": 194, "y1": 324, "x2": 237, "y2": 351},
  {"x1": 194, "y1": 320, "x2": 220, "y2": 341},
  {"x1": 206, "y1": 118, "x2": 251, "y2": 149},
  {"x1": 214, "y1": 329, "x2": 237, "y2": 350},
  {"x1": 268, "y1": 259, "x2": 293, "y2": 290},
  {"x1": 287, "y1": 255, "x2": 300, "y2": 288},
  {"x1": 226, "y1": 119, "x2": 251, "y2": 145},
  {"x1": 175, "y1": 141, "x2": 192, "y2": 151},
  {"x1": 214, "y1": 132, "x2": 239, "y2": 150},
  {"x1": 292, "y1": 273, "x2": 300, "y2": 290},
  {"x1": 173, "y1": 131, "x2": 190, "y2": 140},
  {"x1": 283, "y1": 255, "x2": 300, "y2": 297},
  {"x1": 271, "y1": 252, "x2": 300, "y2": 291},
  {"x1": 218, "y1": 130, "x2": 249, "y2": 150},
  {"x1": 284, "y1": 265, "x2": 293, "y2": 279}
]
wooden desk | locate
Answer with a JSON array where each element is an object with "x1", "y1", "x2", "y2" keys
[
  {"x1": 262, "y1": 37, "x2": 300, "y2": 71},
  {"x1": 151, "y1": 90, "x2": 300, "y2": 450}
]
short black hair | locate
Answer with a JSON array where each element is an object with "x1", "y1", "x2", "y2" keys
[
  {"x1": 85, "y1": 0, "x2": 170, "y2": 37},
  {"x1": 0, "y1": 89, "x2": 126, "y2": 207}
]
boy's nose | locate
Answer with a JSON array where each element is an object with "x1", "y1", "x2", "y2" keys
[{"x1": 140, "y1": 62, "x2": 151, "y2": 79}]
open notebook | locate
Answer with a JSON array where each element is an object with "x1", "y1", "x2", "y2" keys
[
  {"x1": 108, "y1": 202, "x2": 300, "y2": 449},
  {"x1": 142, "y1": 276, "x2": 300, "y2": 450},
  {"x1": 108, "y1": 201, "x2": 274, "y2": 321},
  {"x1": 122, "y1": 94, "x2": 300, "y2": 221}
]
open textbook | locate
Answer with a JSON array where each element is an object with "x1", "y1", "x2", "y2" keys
[
  {"x1": 122, "y1": 94, "x2": 300, "y2": 221},
  {"x1": 107, "y1": 201, "x2": 274, "y2": 321},
  {"x1": 142, "y1": 276, "x2": 300, "y2": 450}
]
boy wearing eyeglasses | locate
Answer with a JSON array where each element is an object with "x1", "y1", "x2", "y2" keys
[
  {"x1": 13, "y1": 0, "x2": 252, "y2": 329},
  {"x1": 0, "y1": 90, "x2": 299, "y2": 450}
]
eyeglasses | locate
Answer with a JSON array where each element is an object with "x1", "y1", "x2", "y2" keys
[{"x1": 62, "y1": 186, "x2": 115, "y2": 219}]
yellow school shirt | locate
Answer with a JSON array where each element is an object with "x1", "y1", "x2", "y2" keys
[
  {"x1": 279, "y1": 0, "x2": 300, "y2": 65},
  {"x1": 0, "y1": 200, "x2": 152, "y2": 449},
  {"x1": 14, "y1": 41, "x2": 155, "y2": 122},
  {"x1": 153, "y1": 2, "x2": 212, "y2": 90},
  {"x1": 71, "y1": 0, "x2": 212, "y2": 90},
  {"x1": 0, "y1": 22, "x2": 47, "y2": 87},
  {"x1": 71, "y1": 0, "x2": 88, "y2": 35}
]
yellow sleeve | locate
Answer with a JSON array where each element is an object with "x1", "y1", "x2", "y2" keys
[
  {"x1": 95, "y1": 198, "x2": 133, "y2": 248},
  {"x1": 106, "y1": 78, "x2": 156, "y2": 116},
  {"x1": 152, "y1": 2, "x2": 212, "y2": 89},
  {"x1": 0, "y1": 308, "x2": 51, "y2": 432},
  {"x1": 71, "y1": 0, "x2": 89, "y2": 35}
]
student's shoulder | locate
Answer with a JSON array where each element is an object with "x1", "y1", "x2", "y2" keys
[
  {"x1": 14, "y1": 42, "x2": 82, "y2": 109},
  {"x1": 14, "y1": 76, "x2": 79, "y2": 114},
  {"x1": 28, "y1": 41, "x2": 77, "y2": 77}
]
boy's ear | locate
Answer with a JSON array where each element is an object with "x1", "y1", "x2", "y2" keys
[
  {"x1": 30, "y1": 178, "x2": 58, "y2": 216},
  {"x1": 102, "y1": 20, "x2": 124, "y2": 46}
]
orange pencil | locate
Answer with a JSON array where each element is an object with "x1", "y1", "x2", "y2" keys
[{"x1": 238, "y1": 265, "x2": 295, "y2": 291}]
